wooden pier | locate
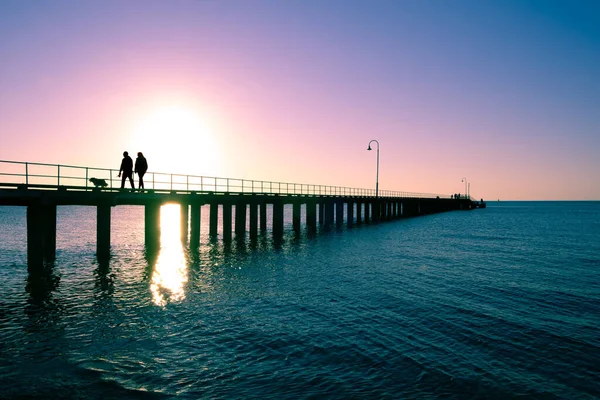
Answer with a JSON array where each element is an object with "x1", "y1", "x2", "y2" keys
[{"x1": 0, "y1": 160, "x2": 482, "y2": 271}]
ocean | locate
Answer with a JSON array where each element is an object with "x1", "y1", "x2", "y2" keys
[{"x1": 0, "y1": 201, "x2": 599, "y2": 399}]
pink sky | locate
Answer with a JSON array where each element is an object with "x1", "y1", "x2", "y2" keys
[{"x1": 1, "y1": 1, "x2": 599, "y2": 200}]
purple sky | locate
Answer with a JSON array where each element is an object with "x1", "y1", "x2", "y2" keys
[{"x1": 1, "y1": 0, "x2": 599, "y2": 200}]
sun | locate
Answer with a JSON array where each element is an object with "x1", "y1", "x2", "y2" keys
[{"x1": 129, "y1": 104, "x2": 221, "y2": 177}]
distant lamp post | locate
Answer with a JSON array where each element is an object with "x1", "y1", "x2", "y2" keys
[
  {"x1": 367, "y1": 140, "x2": 380, "y2": 198},
  {"x1": 461, "y1": 177, "x2": 467, "y2": 199}
]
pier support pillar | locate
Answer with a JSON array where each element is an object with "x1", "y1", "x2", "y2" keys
[
  {"x1": 181, "y1": 203, "x2": 190, "y2": 242},
  {"x1": 42, "y1": 205, "x2": 57, "y2": 262},
  {"x1": 249, "y1": 202, "x2": 258, "y2": 240},
  {"x1": 356, "y1": 201, "x2": 362, "y2": 224},
  {"x1": 318, "y1": 202, "x2": 325, "y2": 225},
  {"x1": 292, "y1": 202, "x2": 301, "y2": 232},
  {"x1": 27, "y1": 205, "x2": 44, "y2": 271},
  {"x1": 374, "y1": 201, "x2": 381, "y2": 223},
  {"x1": 336, "y1": 201, "x2": 344, "y2": 228},
  {"x1": 97, "y1": 204, "x2": 111, "y2": 260},
  {"x1": 145, "y1": 202, "x2": 161, "y2": 250},
  {"x1": 260, "y1": 203, "x2": 267, "y2": 232},
  {"x1": 364, "y1": 202, "x2": 371, "y2": 224},
  {"x1": 209, "y1": 203, "x2": 218, "y2": 237},
  {"x1": 235, "y1": 201, "x2": 247, "y2": 237},
  {"x1": 324, "y1": 201, "x2": 334, "y2": 229},
  {"x1": 190, "y1": 204, "x2": 201, "y2": 247},
  {"x1": 306, "y1": 200, "x2": 317, "y2": 231},
  {"x1": 27, "y1": 204, "x2": 57, "y2": 270},
  {"x1": 273, "y1": 200, "x2": 284, "y2": 237},
  {"x1": 222, "y1": 203, "x2": 232, "y2": 242},
  {"x1": 347, "y1": 201, "x2": 354, "y2": 228}
]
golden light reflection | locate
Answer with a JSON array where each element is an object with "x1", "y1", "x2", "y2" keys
[{"x1": 150, "y1": 204, "x2": 188, "y2": 306}]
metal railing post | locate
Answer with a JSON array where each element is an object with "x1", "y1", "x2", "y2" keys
[
  {"x1": 57, "y1": 165, "x2": 60, "y2": 186},
  {"x1": 25, "y1": 162, "x2": 29, "y2": 185}
]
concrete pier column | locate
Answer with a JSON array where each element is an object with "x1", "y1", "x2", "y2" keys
[
  {"x1": 318, "y1": 202, "x2": 325, "y2": 225},
  {"x1": 306, "y1": 200, "x2": 317, "y2": 231},
  {"x1": 273, "y1": 200, "x2": 284, "y2": 237},
  {"x1": 347, "y1": 201, "x2": 354, "y2": 228},
  {"x1": 292, "y1": 201, "x2": 301, "y2": 232},
  {"x1": 387, "y1": 202, "x2": 392, "y2": 220},
  {"x1": 374, "y1": 201, "x2": 381, "y2": 222},
  {"x1": 336, "y1": 200, "x2": 344, "y2": 228},
  {"x1": 260, "y1": 202, "x2": 267, "y2": 232},
  {"x1": 97, "y1": 204, "x2": 111, "y2": 260},
  {"x1": 356, "y1": 201, "x2": 362, "y2": 224},
  {"x1": 42, "y1": 205, "x2": 57, "y2": 262},
  {"x1": 27, "y1": 205, "x2": 44, "y2": 271},
  {"x1": 222, "y1": 202, "x2": 232, "y2": 242},
  {"x1": 403, "y1": 201, "x2": 411, "y2": 217},
  {"x1": 209, "y1": 203, "x2": 218, "y2": 237},
  {"x1": 324, "y1": 201, "x2": 335, "y2": 228},
  {"x1": 235, "y1": 201, "x2": 247, "y2": 237},
  {"x1": 145, "y1": 202, "x2": 161, "y2": 249},
  {"x1": 249, "y1": 202, "x2": 258, "y2": 239},
  {"x1": 181, "y1": 203, "x2": 190, "y2": 242},
  {"x1": 364, "y1": 202, "x2": 371, "y2": 224},
  {"x1": 190, "y1": 204, "x2": 201, "y2": 247}
]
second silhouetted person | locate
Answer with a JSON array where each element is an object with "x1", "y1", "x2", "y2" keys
[{"x1": 135, "y1": 152, "x2": 148, "y2": 190}]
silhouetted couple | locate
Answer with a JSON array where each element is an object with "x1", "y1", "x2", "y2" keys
[{"x1": 118, "y1": 151, "x2": 148, "y2": 190}]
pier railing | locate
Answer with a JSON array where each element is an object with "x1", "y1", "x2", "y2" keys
[{"x1": 0, "y1": 160, "x2": 450, "y2": 199}]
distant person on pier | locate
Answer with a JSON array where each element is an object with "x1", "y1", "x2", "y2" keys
[
  {"x1": 135, "y1": 152, "x2": 148, "y2": 190},
  {"x1": 118, "y1": 151, "x2": 134, "y2": 189}
]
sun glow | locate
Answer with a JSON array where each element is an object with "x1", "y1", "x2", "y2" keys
[
  {"x1": 150, "y1": 204, "x2": 188, "y2": 306},
  {"x1": 130, "y1": 104, "x2": 222, "y2": 177}
]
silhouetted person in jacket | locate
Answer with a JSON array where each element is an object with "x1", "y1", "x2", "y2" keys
[
  {"x1": 118, "y1": 151, "x2": 134, "y2": 189},
  {"x1": 135, "y1": 152, "x2": 148, "y2": 190}
]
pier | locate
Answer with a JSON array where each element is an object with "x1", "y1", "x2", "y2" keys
[{"x1": 0, "y1": 160, "x2": 482, "y2": 270}]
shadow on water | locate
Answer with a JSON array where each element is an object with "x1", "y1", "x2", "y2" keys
[
  {"x1": 94, "y1": 257, "x2": 114, "y2": 298},
  {"x1": 26, "y1": 261, "x2": 60, "y2": 306}
]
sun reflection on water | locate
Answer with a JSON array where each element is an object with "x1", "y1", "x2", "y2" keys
[{"x1": 150, "y1": 204, "x2": 188, "y2": 306}]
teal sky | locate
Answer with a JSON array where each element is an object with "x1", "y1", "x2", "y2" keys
[{"x1": 1, "y1": 0, "x2": 599, "y2": 200}]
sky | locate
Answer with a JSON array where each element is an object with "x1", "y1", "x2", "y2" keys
[{"x1": 1, "y1": 0, "x2": 599, "y2": 200}]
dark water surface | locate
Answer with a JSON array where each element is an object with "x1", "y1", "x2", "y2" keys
[{"x1": 1, "y1": 202, "x2": 599, "y2": 399}]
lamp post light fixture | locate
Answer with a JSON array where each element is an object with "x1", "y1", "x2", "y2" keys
[
  {"x1": 367, "y1": 140, "x2": 380, "y2": 198},
  {"x1": 461, "y1": 177, "x2": 467, "y2": 199}
]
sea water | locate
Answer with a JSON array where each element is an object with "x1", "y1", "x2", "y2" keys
[{"x1": 0, "y1": 201, "x2": 599, "y2": 399}]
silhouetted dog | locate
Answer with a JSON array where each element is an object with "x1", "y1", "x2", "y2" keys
[{"x1": 89, "y1": 178, "x2": 108, "y2": 188}]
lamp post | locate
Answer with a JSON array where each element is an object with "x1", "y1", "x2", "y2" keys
[
  {"x1": 367, "y1": 140, "x2": 379, "y2": 198},
  {"x1": 461, "y1": 177, "x2": 467, "y2": 199}
]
